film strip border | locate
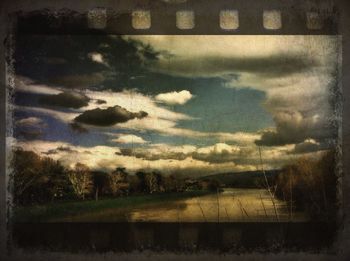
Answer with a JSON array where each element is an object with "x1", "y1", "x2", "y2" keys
[
  {"x1": 13, "y1": 222, "x2": 336, "y2": 252},
  {"x1": 15, "y1": 0, "x2": 339, "y2": 35}
]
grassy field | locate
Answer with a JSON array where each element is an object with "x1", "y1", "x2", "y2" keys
[{"x1": 13, "y1": 191, "x2": 210, "y2": 222}]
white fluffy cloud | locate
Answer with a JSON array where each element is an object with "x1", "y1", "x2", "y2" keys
[
  {"x1": 14, "y1": 139, "x2": 258, "y2": 176},
  {"x1": 88, "y1": 52, "x2": 107, "y2": 66},
  {"x1": 15, "y1": 140, "x2": 121, "y2": 171},
  {"x1": 15, "y1": 77, "x2": 61, "y2": 95},
  {"x1": 111, "y1": 134, "x2": 148, "y2": 144},
  {"x1": 118, "y1": 141, "x2": 298, "y2": 169},
  {"x1": 13, "y1": 137, "x2": 323, "y2": 176},
  {"x1": 155, "y1": 90, "x2": 193, "y2": 105},
  {"x1": 84, "y1": 89, "x2": 191, "y2": 121},
  {"x1": 119, "y1": 116, "x2": 261, "y2": 144}
]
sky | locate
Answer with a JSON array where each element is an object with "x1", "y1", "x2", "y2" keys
[{"x1": 9, "y1": 35, "x2": 341, "y2": 177}]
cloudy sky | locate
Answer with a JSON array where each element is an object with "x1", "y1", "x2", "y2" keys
[{"x1": 9, "y1": 35, "x2": 341, "y2": 176}]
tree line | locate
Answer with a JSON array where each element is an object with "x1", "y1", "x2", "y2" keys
[{"x1": 11, "y1": 149, "x2": 220, "y2": 206}]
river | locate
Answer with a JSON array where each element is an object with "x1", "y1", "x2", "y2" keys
[{"x1": 129, "y1": 188, "x2": 307, "y2": 222}]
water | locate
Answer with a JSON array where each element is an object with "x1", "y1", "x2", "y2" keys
[{"x1": 129, "y1": 188, "x2": 307, "y2": 222}]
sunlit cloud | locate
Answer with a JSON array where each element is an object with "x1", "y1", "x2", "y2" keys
[
  {"x1": 117, "y1": 141, "x2": 297, "y2": 169},
  {"x1": 15, "y1": 105, "x2": 79, "y2": 122},
  {"x1": 119, "y1": 116, "x2": 261, "y2": 144},
  {"x1": 15, "y1": 77, "x2": 61, "y2": 95},
  {"x1": 88, "y1": 52, "x2": 107, "y2": 65},
  {"x1": 155, "y1": 90, "x2": 193, "y2": 105},
  {"x1": 14, "y1": 139, "x2": 259, "y2": 176},
  {"x1": 111, "y1": 134, "x2": 148, "y2": 144},
  {"x1": 290, "y1": 138, "x2": 328, "y2": 154}
]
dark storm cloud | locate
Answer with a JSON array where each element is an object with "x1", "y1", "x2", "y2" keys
[
  {"x1": 255, "y1": 111, "x2": 335, "y2": 146},
  {"x1": 74, "y1": 105, "x2": 148, "y2": 126},
  {"x1": 15, "y1": 35, "x2": 159, "y2": 90},
  {"x1": 49, "y1": 73, "x2": 106, "y2": 89},
  {"x1": 69, "y1": 122, "x2": 89, "y2": 133},
  {"x1": 95, "y1": 99, "x2": 107, "y2": 105},
  {"x1": 157, "y1": 54, "x2": 318, "y2": 78},
  {"x1": 43, "y1": 146, "x2": 78, "y2": 155},
  {"x1": 39, "y1": 91, "x2": 90, "y2": 109},
  {"x1": 289, "y1": 140, "x2": 329, "y2": 154},
  {"x1": 117, "y1": 148, "x2": 188, "y2": 161},
  {"x1": 192, "y1": 151, "x2": 240, "y2": 164}
]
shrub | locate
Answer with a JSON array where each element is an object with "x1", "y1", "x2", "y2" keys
[{"x1": 274, "y1": 150, "x2": 337, "y2": 221}]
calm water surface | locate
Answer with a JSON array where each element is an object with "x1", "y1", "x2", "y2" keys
[{"x1": 129, "y1": 188, "x2": 307, "y2": 222}]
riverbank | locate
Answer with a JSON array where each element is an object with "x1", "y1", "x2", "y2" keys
[
  {"x1": 13, "y1": 190, "x2": 211, "y2": 222},
  {"x1": 15, "y1": 188, "x2": 308, "y2": 223}
]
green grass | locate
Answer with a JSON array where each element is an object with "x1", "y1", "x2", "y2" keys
[{"x1": 13, "y1": 191, "x2": 210, "y2": 222}]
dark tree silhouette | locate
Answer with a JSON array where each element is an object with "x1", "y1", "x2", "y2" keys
[
  {"x1": 92, "y1": 171, "x2": 109, "y2": 201},
  {"x1": 11, "y1": 149, "x2": 72, "y2": 205}
]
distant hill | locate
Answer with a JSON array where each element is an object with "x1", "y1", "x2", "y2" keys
[{"x1": 196, "y1": 169, "x2": 281, "y2": 188}]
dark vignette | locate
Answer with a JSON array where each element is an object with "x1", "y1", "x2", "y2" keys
[{"x1": 0, "y1": 0, "x2": 350, "y2": 260}]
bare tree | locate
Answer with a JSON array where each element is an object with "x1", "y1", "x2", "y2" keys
[{"x1": 67, "y1": 163, "x2": 92, "y2": 200}]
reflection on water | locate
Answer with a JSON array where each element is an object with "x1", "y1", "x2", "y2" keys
[{"x1": 129, "y1": 188, "x2": 307, "y2": 222}]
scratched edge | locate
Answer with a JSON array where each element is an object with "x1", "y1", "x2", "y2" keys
[{"x1": 0, "y1": 0, "x2": 350, "y2": 260}]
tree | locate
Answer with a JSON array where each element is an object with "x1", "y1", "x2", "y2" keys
[
  {"x1": 92, "y1": 171, "x2": 109, "y2": 201},
  {"x1": 135, "y1": 171, "x2": 147, "y2": 193},
  {"x1": 163, "y1": 175, "x2": 177, "y2": 192},
  {"x1": 41, "y1": 157, "x2": 72, "y2": 201},
  {"x1": 67, "y1": 163, "x2": 92, "y2": 200},
  {"x1": 128, "y1": 174, "x2": 142, "y2": 194},
  {"x1": 11, "y1": 149, "x2": 72, "y2": 205},
  {"x1": 12, "y1": 149, "x2": 45, "y2": 205},
  {"x1": 108, "y1": 167, "x2": 130, "y2": 196},
  {"x1": 145, "y1": 172, "x2": 163, "y2": 194}
]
